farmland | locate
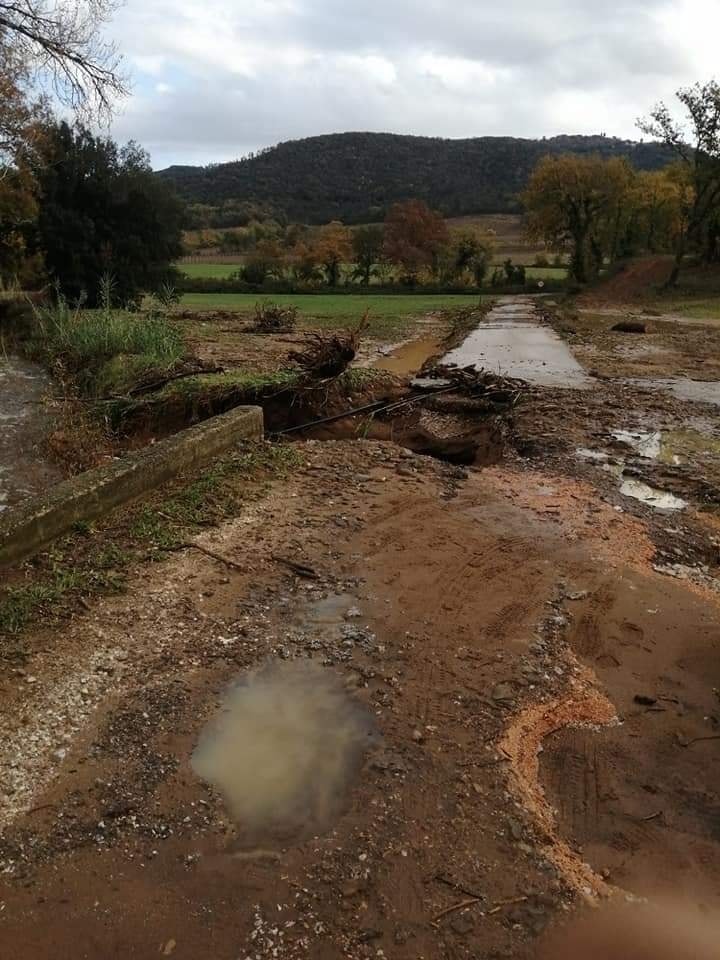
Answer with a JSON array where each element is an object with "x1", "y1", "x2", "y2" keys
[{"x1": 179, "y1": 291, "x2": 485, "y2": 337}]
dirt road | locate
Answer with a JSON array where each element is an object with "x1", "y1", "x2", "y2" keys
[
  {"x1": 2, "y1": 299, "x2": 720, "y2": 957},
  {"x1": 2, "y1": 430, "x2": 720, "y2": 957}
]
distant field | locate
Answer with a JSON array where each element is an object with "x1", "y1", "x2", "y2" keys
[
  {"x1": 180, "y1": 292, "x2": 485, "y2": 336},
  {"x1": 657, "y1": 297, "x2": 720, "y2": 321},
  {"x1": 180, "y1": 262, "x2": 240, "y2": 278},
  {"x1": 181, "y1": 293, "x2": 484, "y2": 316}
]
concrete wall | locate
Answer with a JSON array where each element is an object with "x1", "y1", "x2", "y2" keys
[{"x1": 0, "y1": 405, "x2": 263, "y2": 569}]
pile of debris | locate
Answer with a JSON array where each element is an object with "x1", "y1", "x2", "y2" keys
[
  {"x1": 410, "y1": 363, "x2": 527, "y2": 414},
  {"x1": 252, "y1": 301, "x2": 298, "y2": 334}
]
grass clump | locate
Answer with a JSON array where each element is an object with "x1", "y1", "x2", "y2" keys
[{"x1": 28, "y1": 286, "x2": 184, "y2": 398}]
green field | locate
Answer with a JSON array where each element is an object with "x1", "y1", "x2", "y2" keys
[
  {"x1": 180, "y1": 262, "x2": 240, "y2": 278},
  {"x1": 180, "y1": 292, "x2": 485, "y2": 336},
  {"x1": 656, "y1": 297, "x2": 720, "y2": 321}
]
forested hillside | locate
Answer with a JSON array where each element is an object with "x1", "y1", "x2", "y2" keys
[{"x1": 159, "y1": 132, "x2": 674, "y2": 224}]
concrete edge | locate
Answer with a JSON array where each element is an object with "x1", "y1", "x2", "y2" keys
[{"x1": 0, "y1": 405, "x2": 264, "y2": 569}]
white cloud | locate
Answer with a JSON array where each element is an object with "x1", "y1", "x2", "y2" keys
[{"x1": 105, "y1": 0, "x2": 720, "y2": 168}]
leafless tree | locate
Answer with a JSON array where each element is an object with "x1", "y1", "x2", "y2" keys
[{"x1": 0, "y1": 1, "x2": 127, "y2": 119}]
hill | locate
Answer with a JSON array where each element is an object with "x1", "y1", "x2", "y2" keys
[{"x1": 158, "y1": 132, "x2": 675, "y2": 225}]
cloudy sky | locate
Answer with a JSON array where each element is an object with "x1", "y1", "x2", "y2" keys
[{"x1": 106, "y1": 0, "x2": 719, "y2": 169}]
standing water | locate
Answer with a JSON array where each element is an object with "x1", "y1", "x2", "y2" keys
[
  {"x1": 0, "y1": 355, "x2": 61, "y2": 512},
  {"x1": 192, "y1": 660, "x2": 376, "y2": 849}
]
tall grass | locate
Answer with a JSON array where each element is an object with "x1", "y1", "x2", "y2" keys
[{"x1": 32, "y1": 295, "x2": 184, "y2": 374}]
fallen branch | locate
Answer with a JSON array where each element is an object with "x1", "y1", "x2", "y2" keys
[
  {"x1": 432, "y1": 873, "x2": 485, "y2": 900},
  {"x1": 167, "y1": 542, "x2": 245, "y2": 572},
  {"x1": 487, "y1": 895, "x2": 528, "y2": 915},
  {"x1": 127, "y1": 363, "x2": 224, "y2": 396},
  {"x1": 271, "y1": 555, "x2": 319, "y2": 579},
  {"x1": 433, "y1": 897, "x2": 484, "y2": 922}
]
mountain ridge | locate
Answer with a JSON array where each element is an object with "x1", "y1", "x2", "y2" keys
[{"x1": 158, "y1": 131, "x2": 675, "y2": 224}]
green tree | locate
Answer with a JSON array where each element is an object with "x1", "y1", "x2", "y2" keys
[
  {"x1": 351, "y1": 224, "x2": 384, "y2": 284},
  {"x1": 35, "y1": 121, "x2": 184, "y2": 304},
  {"x1": 523, "y1": 154, "x2": 633, "y2": 283},
  {"x1": 639, "y1": 80, "x2": 720, "y2": 282},
  {"x1": 447, "y1": 228, "x2": 494, "y2": 284}
]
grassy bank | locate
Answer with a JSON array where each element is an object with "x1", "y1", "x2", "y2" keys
[
  {"x1": 27, "y1": 299, "x2": 185, "y2": 398},
  {"x1": 0, "y1": 442, "x2": 300, "y2": 638}
]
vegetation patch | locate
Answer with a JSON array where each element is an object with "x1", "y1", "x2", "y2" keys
[
  {"x1": 27, "y1": 294, "x2": 185, "y2": 398},
  {"x1": 181, "y1": 293, "x2": 485, "y2": 337},
  {"x1": 0, "y1": 442, "x2": 300, "y2": 641}
]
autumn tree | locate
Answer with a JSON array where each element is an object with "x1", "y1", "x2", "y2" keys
[
  {"x1": 239, "y1": 238, "x2": 285, "y2": 284},
  {"x1": 351, "y1": 224, "x2": 384, "y2": 285},
  {"x1": 624, "y1": 169, "x2": 687, "y2": 256},
  {"x1": 0, "y1": 48, "x2": 46, "y2": 281},
  {"x1": 383, "y1": 199, "x2": 448, "y2": 283},
  {"x1": 639, "y1": 80, "x2": 720, "y2": 283},
  {"x1": 523, "y1": 155, "x2": 633, "y2": 283},
  {"x1": 290, "y1": 241, "x2": 321, "y2": 283},
  {"x1": 312, "y1": 220, "x2": 352, "y2": 286}
]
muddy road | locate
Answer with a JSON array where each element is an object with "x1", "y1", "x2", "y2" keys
[{"x1": 2, "y1": 298, "x2": 720, "y2": 957}]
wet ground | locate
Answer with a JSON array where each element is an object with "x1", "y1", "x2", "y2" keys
[
  {"x1": 442, "y1": 297, "x2": 591, "y2": 388},
  {"x1": 3, "y1": 292, "x2": 720, "y2": 958},
  {"x1": 0, "y1": 355, "x2": 61, "y2": 511}
]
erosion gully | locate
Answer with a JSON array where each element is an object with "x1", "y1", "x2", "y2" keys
[{"x1": 1, "y1": 297, "x2": 720, "y2": 958}]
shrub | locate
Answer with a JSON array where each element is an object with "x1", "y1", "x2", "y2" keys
[{"x1": 252, "y1": 300, "x2": 298, "y2": 333}]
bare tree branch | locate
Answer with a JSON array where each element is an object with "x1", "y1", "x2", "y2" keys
[{"x1": 0, "y1": 0, "x2": 127, "y2": 120}]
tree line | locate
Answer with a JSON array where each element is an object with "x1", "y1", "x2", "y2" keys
[
  {"x1": 523, "y1": 81, "x2": 720, "y2": 287},
  {"x1": 0, "y1": 1, "x2": 182, "y2": 306},
  {"x1": 218, "y1": 200, "x2": 495, "y2": 291}
]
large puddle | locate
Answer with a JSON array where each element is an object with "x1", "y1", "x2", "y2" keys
[
  {"x1": 441, "y1": 297, "x2": 591, "y2": 389},
  {"x1": 372, "y1": 337, "x2": 445, "y2": 375},
  {"x1": 0, "y1": 355, "x2": 61, "y2": 512},
  {"x1": 191, "y1": 660, "x2": 376, "y2": 848}
]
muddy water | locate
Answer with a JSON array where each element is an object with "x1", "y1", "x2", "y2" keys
[
  {"x1": 619, "y1": 478, "x2": 687, "y2": 511},
  {"x1": 441, "y1": 297, "x2": 591, "y2": 388},
  {"x1": 372, "y1": 337, "x2": 445, "y2": 375},
  {"x1": 191, "y1": 659, "x2": 376, "y2": 848},
  {"x1": 0, "y1": 355, "x2": 61, "y2": 511},
  {"x1": 625, "y1": 376, "x2": 720, "y2": 407}
]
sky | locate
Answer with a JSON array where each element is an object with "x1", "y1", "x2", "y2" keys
[{"x1": 106, "y1": 0, "x2": 720, "y2": 170}]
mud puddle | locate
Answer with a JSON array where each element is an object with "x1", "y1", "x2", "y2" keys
[
  {"x1": 191, "y1": 659, "x2": 376, "y2": 849},
  {"x1": 372, "y1": 337, "x2": 445, "y2": 375},
  {"x1": 625, "y1": 376, "x2": 720, "y2": 407},
  {"x1": 442, "y1": 296, "x2": 591, "y2": 388},
  {"x1": 619, "y1": 478, "x2": 687, "y2": 511},
  {"x1": 578, "y1": 430, "x2": 693, "y2": 510},
  {"x1": 0, "y1": 355, "x2": 61, "y2": 510}
]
